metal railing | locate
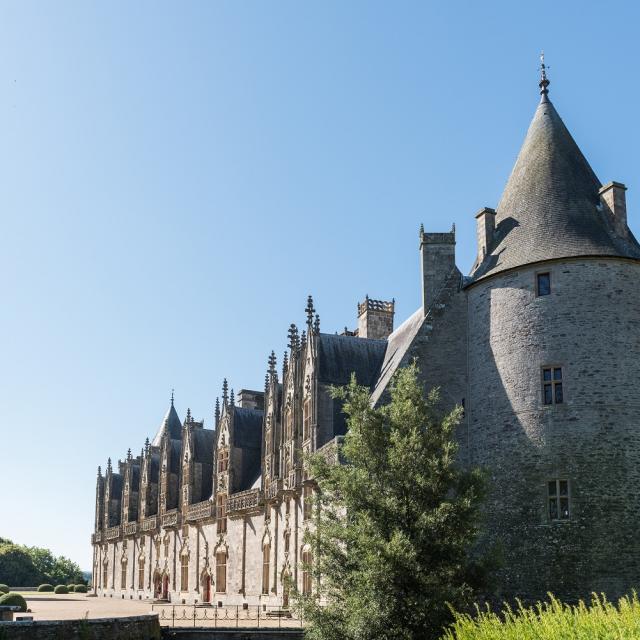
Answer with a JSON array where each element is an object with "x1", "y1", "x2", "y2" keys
[{"x1": 150, "y1": 603, "x2": 303, "y2": 629}]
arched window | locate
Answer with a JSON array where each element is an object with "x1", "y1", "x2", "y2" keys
[
  {"x1": 102, "y1": 561, "x2": 108, "y2": 589},
  {"x1": 303, "y1": 398, "x2": 311, "y2": 441},
  {"x1": 180, "y1": 552, "x2": 189, "y2": 592},
  {"x1": 215, "y1": 551, "x2": 227, "y2": 593},
  {"x1": 302, "y1": 550, "x2": 313, "y2": 595},
  {"x1": 262, "y1": 543, "x2": 270, "y2": 594}
]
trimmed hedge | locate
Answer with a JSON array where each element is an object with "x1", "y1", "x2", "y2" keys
[
  {"x1": 37, "y1": 584, "x2": 54, "y2": 592},
  {"x1": 0, "y1": 584, "x2": 9, "y2": 594},
  {"x1": 53, "y1": 584, "x2": 68, "y2": 594},
  {"x1": 0, "y1": 592, "x2": 27, "y2": 612},
  {"x1": 74, "y1": 584, "x2": 88, "y2": 593},
  {"x1": 67, "y1": 584, "x2": 75, "y2": 592}
]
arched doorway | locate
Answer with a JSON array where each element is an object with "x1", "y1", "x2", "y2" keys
[
  {"x1": 202, "y1": 573, "x2": 211, "y2": 603},
  {"x1": 153, "y1": 572, "x2": 162, "y2": 599},
  {"x1": 162, "y1": 574, "x2": 169, "y2": 600}
]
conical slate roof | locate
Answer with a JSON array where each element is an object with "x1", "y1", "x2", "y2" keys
[
  {"x1": 151, "y1": 402, "x2": 182, "y2": 447},
  {"x1": 471, "y1": 89, "x2": 640, "y2": 281}
]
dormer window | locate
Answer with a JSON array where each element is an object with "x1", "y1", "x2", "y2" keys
[{"x1": 536, "y1": 272, "x2": 551, "y2": 296}]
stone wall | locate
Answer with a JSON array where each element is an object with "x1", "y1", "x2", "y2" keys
[
  {"x1": 0, "y1": 614, "x2": 160, "y2": 640},
  {"x1": 466, "y1": 257, "x2": 640, "y2": 602}
]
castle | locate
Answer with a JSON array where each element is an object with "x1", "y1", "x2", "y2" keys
[{"x1": 92, "y1": 64, "x2": 640, "y2": 605}]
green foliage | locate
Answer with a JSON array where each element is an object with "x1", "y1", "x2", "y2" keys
[
  {"x1": 297, "y1": 363, "x2": 490, "y2": 640},
  {"x1": 67, "y1": 584, "x2": 75, "y2": 592},
  {"x1": 443, "y1": 593, "x2": 640, "y2": 639},
  {"x1": 54, "y1": 584, "x2": 69, "y2": 594},
  {"x1": 0, "y1": 584, "x2": 8, "y2": 594},
  {"x1": 74, "y1": 584, "x2": 88, "y2": 593},
  {"x1": 0, "y1": 592, "x2": 27, "y2": 612},
  {"x1": 37, "y1": 584, "x2": 54, "y2": 592},
  {"x1": 0, "y1": 537, "x2": 83, "y2": 586}
]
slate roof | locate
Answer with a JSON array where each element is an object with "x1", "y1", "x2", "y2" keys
[
  {"x1": 192, "y1": 428, "x2": 214, "y2": 464},
  {"x1": 470, "y1": 94, "x2": 640, "y2": 282},
  {"x1": 370, "y1": 308, "x2": 424, "y2": 405},
  {"x1": 232, "y1": 406, "x2": 263, "y2": 449},
  {"x1": 317, "y1": 333, "x2": 387, "y2": 388},
  {"x1": 151, "y1": 403, "x2": 183, "y2": 447}
]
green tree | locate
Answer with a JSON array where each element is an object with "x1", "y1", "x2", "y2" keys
[
  {"x1": 298, "y1": 364, "x2": 490, "y2": 640},
  {"x1": 0, "y1": 545, "x2": 43, "y2": 586}
]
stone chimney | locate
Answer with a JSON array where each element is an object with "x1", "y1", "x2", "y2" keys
[
  {"x1": 236, "y1": 389, "x2": 264, "y2": 411},
  {"x1": 357, "y1": 296, "x2": 395, "y2": 340},
  {"x1": 419, "y1": 225, "x2": 456, "y2": 315},
  {"x1": 600, "y1": 181, "x2": 628, "y2": 238},
  {"x1": 475, "y1": 207, "x2": 496, "y2": 264}
]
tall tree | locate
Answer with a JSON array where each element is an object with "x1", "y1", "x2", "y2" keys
[{"x1": 298, "y1": 364, "x2": 489, "y2": 640}]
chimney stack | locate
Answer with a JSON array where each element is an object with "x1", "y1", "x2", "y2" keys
[
  {"x1": 599, "y1": 182, "x2": 628, "y2": 238},
  {"x1": 419, "y1": 226, "x2": 456, "y2": 315},
  {"x1": 475, "y1": 207, "x2": 496, "y2": 264},
  {"x1": 236, "y1": 389, "x2": 265, "y2": 411},
  {"x1": 357, "y1": 296, "x2": 395, "y2": 340}
]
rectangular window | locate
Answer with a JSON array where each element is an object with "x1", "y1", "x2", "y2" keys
[
  {"x1": 302, "y1": 551, "x2": 313, "y2": 595},
  {"x1": 216, "y1": 494, "x2": 227, "y2": 534},
  {"x1": 138, "y1": 561, "x2": 145, "y2": 590},
  {"x1": 180, "y1": 554, "x2": 189, "y2": 592},
  {"x1": 542, "y1": 367, "x2": 563, "y2": 405},
  {"x1": 262, "y1": 544, "x2": 270, "y2": 594},
  {"x1": 548, "y1": 479, "x2": 570, "y2": 521},
  {"x1": 121, "y1": 562, "x2": 127, "y2": 590},
  {"x1": 215, "y1": 552, "x2": 227, "y2": 592},
  {"x1": 217, "y1": 449, "x2": 229, "y2": 473},
  {"x1": 103, "y1": 564, "x2": 108, "y2": 589},
  {"x1": 303, "y1": 485, "x2": 313, "y2": 521},
  {"x1": 537, "y1": 272, "x2": 551, "y2": 296}
]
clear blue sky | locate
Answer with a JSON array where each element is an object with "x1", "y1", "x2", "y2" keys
[{"x1": 1, "y1": 1, "x2": 638, "y2": 570}]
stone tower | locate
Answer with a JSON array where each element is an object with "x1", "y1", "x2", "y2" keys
[{"x1": 466, "y1": 62, "x2": 640, "y2": 601}]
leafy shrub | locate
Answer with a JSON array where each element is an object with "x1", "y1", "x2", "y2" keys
[
  {"x1": 443, "y1": 593, "x2": 640, "y2": 640},
  {"x1": 53, "y1": 585, "x2": 68, "y2": 594},
  {"x1": 0, "y1": 584, "x2": 8, "y2": 594},
  {"x1": 0, "y1": 592, "x2": 27, "y2": 612},
  {"x1": 37, "y1": 584, "x2": 54, "y2": 592},
  {"x1": 67, "y1": 584, "x2": 75, "y2": 592},
  {"x1": 74, "y1": 584, "x2": 87, "y2": 593}
]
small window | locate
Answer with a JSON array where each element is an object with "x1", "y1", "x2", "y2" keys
[
  {"x1": 537, "y1": 272, "x2": 551, "y2": 296},
  {"x1": 548, "y1": 479, "x2": 570, "y2": 521},
  {"x1": 215, "y1": 552, "x2": 227, "y2": 592},
  {"x1": 303, "y1": 485, "x2": 313, "y2": 521},
  {"x1": 302, "y1": 550, "x2": 313, "y2": 595},
  {"x1": 180, "y1": 554, "x2": 189, "y2": 592},
  {"x1": 121, "y1": 561, "x2": 128, "y2": 590},
  {"x1": 262, "y1": 544, "x2": 270, "y2": 595},
  {"x1": 216, "y1": 494, "x2": 227, "y2": 534},
  {"x1": 542, "y1": 367, "x2": 563, "y2": 405},
  {"x1": 138, "y1": 560, "x2": 145, "y2": 590}
]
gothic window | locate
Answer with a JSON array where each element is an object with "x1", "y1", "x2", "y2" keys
[
  {"x1": 262, "y1": 543, "x2": 270, "y2": 594},
  {"x1": 138, "y1": 559, "x2": 145, "y2": 590},
  {"x1": 284, "y1": 530, "x2": 290, "y2": 553},
  {"x1": 303, "y1": 485, "x2": 313, "y2": 521},
  {"x1": 536, "y1": 272, "x2": 551, "y2": 296},
  {"x1": 542, "y1": 367, "x2": 563, "y2": 405},
  {"x1": 180, "y1": 553, "x2": 189, "y2": 591},
  {"x1": 217, "y1": 449, "x2": 229, "y2": 473},
  {"x1": 121, "y1": 561, "x2": 128, "y2": 590},
  {"x1": 103, "y1": 561, "x2": 109, "y2": 589},
  {"x1": 548, "y1": 479, "x2": 570, "y2": 521},
  {"x1": 301, "y1": 550, "x2": 313, "y2": 595},
  {"x1": 285, "y1": 409, "x2": 293, "y2": 440},
  {"x1": 215, "y1": 552, "x2": 227, "y2": 592},
  {"x1": 303, "y1": 398, "x2": 311, "y2": 441},
  {"x1": 216, "y1": 494, "x2": 227, "y2": 534},
  {"x1": 164, "y1": 537, "x2": 170, "y2": 558}
]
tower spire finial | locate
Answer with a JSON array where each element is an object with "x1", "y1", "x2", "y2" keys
[
  {"x1": 539, "y1": 50, "x2": 550, "y2": 102},
  {"x1": 170, "y1": 388, "x2": 174, "y2": 407}
]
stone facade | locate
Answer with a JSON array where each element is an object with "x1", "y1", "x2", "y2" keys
[{"x1": 92, "y1": 73, "x2": 640, "y2": 604}]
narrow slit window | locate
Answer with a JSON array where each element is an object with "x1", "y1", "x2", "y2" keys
[
  {"x1": 548, "y1": 479, "x2": 570, "y2": 521},
  {"x1": 543, "y1": 367, "x2": 563, "y2": 405},
  {"x1": 537, "y1": 272, "x2": 551, "y2": 296}
]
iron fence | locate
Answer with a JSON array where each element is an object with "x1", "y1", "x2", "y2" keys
[{"x1": 150, "y1": 603, "x2": 303, "y2": 629}]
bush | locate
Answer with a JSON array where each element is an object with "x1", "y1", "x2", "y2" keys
[
  {"x1": 0, "y1": 592, "x2": 27, "y2": 612},
  {"x1": 0, "y1": 584, "x2": 9, "y2": 594},
  {"x1": 74, "y1": 584, "x2": 87, "y2": 593},
  {"x1": 444, "y1": 593, "x2": 640, "y2": 640},
  {"x1": 53, "y1": 585, "x2": 68, "y2": 594},
  {"x1": 37, "y1": 584, "x2": 54, "y2": 592},
  {"x1": 67, "y1": 584, "x2": 75, "y2": 592}
]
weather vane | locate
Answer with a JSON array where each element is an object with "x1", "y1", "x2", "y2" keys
[{"x1": 539, "y1": 50, "x2": 550, "y2": 99}]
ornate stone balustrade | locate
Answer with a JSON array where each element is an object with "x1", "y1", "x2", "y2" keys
[
  {"x1": 228, "y1": 488, "x2": 262, "y2": 514},
  {"x1": 285, "y1": 468, "x2": 302, "y2": 490},
  {"x1": 317, "y1": 436, "x2": 344, "y2": 466},
  {"x1": 104, "y1": 525, "x2": 121, "y2": 541},
  {"x1": 186, "y1": 500, "x2": 214, "y2": 522},
  {"x1": 91, "y1": 531, "x2": 102, "y2": 544},
  {"x1": 161, "y1": 510, "x2": 181, "y2": 528},
  {"x1": 124, "y1": 522, "x2": 137, "y2": 536},
  {"x1": 265, "y1": 478, "x2": 283, "y2": 501},
  {"x1": 140, "y1": 515, "x2": 158, "y2": 532}
]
